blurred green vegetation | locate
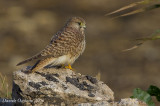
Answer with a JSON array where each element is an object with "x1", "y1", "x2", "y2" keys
[
  {"x1": 147, "y1": 85, "x2": 160, "y2": 102},
  {"x1": 131, "y1": 85, "x2": 160, "y2": 106},
  {"x1": 131, "y1": 88, "x2": 155, "y2": 106}
]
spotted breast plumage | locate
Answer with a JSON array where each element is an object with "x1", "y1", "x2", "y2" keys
[{"x1": 16, "y1": 17, "x2": 86, "y2": 72}]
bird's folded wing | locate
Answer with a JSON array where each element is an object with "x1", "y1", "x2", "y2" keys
[{"x1": 40, "y1": 28, "x2": 83, "y2": 58}]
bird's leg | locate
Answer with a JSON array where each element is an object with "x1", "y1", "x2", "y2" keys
[
  {"x1": 30, "y1": 57, "x2": 55, "y2": 73},
  {"x1": 65, "y1": 64, "x2": 73, "y2": 70}
]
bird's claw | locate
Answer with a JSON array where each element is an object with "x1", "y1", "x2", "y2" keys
[{"x1": 65, "y1": 64, "x2": 74, "y2": 70}]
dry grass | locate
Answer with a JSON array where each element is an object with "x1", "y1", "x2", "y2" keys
[
  {"x1": 106, "y1": 0, "x2": 160, "y2": 18},
  {"x1": 0, "y1": 72, "x2": 11, "y2": 99}
]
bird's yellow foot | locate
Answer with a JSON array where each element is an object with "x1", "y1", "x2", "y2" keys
[{"x1": 65, "y1": 64, "x2": 74, "y2": 70}]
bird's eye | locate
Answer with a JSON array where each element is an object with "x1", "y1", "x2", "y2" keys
[{"x1": 77, "y1": 22, "x2": 82, "y2": 26}]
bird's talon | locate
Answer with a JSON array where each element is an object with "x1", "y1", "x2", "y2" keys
[{"x1": 65, "y1": 64, "x2": 73, "y2": 70}]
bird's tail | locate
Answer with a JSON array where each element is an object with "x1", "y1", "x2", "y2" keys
[{"x1": 16, "y1": 54, "x2": 41, "y2": 66}]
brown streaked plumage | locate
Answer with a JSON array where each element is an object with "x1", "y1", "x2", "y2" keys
[{"x1": 17, "y1": 17, "x2": 86, "y2": 72}]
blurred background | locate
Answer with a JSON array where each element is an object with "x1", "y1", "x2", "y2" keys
[{"x1": 0, "y1": 0, "x2": 160, "y2": 103}]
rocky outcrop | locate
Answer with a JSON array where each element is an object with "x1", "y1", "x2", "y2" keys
[
  {"x1": 12, "y1": 66, "x2": 114, "y2": 105},
  {"x1": 11, "y1": 66, "x2": 147, "y2": 106}
]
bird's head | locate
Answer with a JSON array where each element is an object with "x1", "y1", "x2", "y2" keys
[{"x1": 66, "y1": 17, "x2": 86, "y2": 31}]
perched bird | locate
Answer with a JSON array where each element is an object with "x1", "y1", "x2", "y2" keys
[{"x1": 17, "y1": 17, "x2": 86, "y2": 72}]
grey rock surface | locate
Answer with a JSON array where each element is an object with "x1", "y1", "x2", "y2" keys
[
  {"x1": 78, "y1": 98, "x2": 147, "y2": 106},
  {"x1": 12, "y1": 66, "x2": 114, "y2": 105}
]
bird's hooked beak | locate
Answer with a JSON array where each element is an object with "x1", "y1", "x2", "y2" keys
[
  {"x1": 83, "y1": 25, "x2": 86, "y2": 29},
  {"x1": 81, "y1": 23, "x2": 86, "y2": 29}
]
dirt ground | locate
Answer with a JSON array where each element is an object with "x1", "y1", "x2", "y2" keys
[{"x1": 0, "y1": 0, "x2": 160, "y2": 104}]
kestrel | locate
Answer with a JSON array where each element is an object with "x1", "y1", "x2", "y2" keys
[{"x1": 17, "y1": 17, "x2": 86, "y2": 72}]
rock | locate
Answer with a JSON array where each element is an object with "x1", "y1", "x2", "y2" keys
[
  {"x1": 117, "y1": 98, "x2": 147, "y2": 106},
  {"x1": 78, "y1": 98, "x2": 147, "y2": 106},
  {"x1": 12, "y1": 66, "x2": 114, "y2": 105}
]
